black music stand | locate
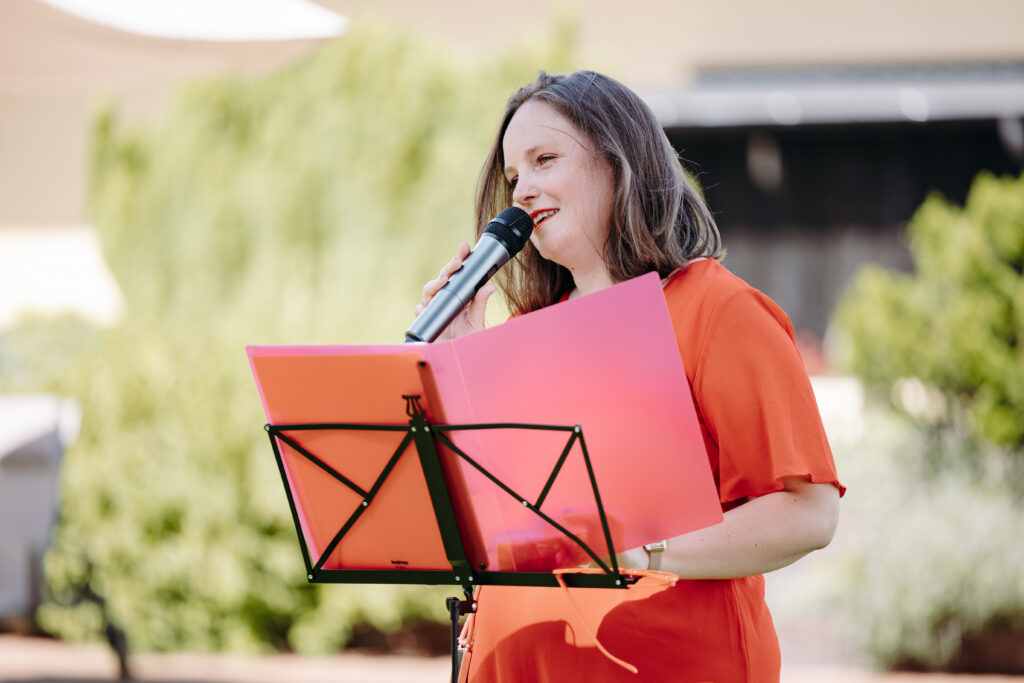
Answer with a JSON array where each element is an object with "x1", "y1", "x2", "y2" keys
[{"x1": 263, "y1": 389, "x2": 632, "y2": 682}]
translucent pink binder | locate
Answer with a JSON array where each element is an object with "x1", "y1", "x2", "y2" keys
[{"x1": 248, "y1": 272, "x2": 722, "y2": 588}]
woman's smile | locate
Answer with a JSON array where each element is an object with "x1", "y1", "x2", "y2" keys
[{"x1": 531, "y1": 208, "x2": 559, "y2": 229}]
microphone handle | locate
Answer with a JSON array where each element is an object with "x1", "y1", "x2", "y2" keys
[{"x1": 405, "y1": 235, "x2": 510, "y2": 343}]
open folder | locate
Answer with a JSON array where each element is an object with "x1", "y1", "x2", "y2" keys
[{"x1": 248, "y1": 272, "x2": 723, "y2": 588}]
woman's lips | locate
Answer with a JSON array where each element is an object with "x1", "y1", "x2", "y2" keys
[{"x1": 531, "y1": 208, "x2": 559, "y2": 228}]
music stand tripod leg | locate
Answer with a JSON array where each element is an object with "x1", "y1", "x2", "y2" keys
[{"x1": 447, "y1": 587, "x2": 476, "y2": 683}]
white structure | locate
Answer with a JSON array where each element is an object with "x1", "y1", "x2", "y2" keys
[
  {"x1": 0, "y1": 395, "x2": 80, "y2": 617},
  {"x1": 0, "y1": 227, "x2": 123, "y2": 330},
  {"x1": 36, "y1": 0, "x2": 348, "y2": 42}
]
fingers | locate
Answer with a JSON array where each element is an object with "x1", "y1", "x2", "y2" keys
[
  {"x1": 417, "y1": 242, "x2": 473, "y2": 312},
  {"x1": 464, "y1": 284, "x2": 497, "y2": 330},
  {"x1": 411, "y1": 249, "x2": 495, "y2": 340},
  {"x1": 418, "y1": 260, "x2": 458, "y2": 309}
]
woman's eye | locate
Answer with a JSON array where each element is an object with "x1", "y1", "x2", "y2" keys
[
  {"x1": 538, "y1": 154, "x2": 555, "y2": 165},
  {"x1": 508, "y1": 176, "x2": 518, "y2": 189}
]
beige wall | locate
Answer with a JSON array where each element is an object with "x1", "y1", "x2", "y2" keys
[
  {"x1": 3, "y1": 0, "x2": 1023, "y2": 226},
  {"x1": 0, "y1": 0, "x2": 330, "y2": 225},
  {"x1": 320, "y1": 0, "x2": 1024, "y2": 89}
]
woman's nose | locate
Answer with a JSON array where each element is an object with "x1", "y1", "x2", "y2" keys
[{"x1": 512, "y1": 174, "x2": 536, "y2": 206}]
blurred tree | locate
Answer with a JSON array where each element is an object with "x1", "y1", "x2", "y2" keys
[
  {"x1": 1, "y1": 15, "x2": 579, "y2": 653},
  {"x1": 830, "y1": 170, "x2": 1024, "y2": 672},
  {"x1": 834, "y1": 171, "x2": 1024, "y2": 458}
]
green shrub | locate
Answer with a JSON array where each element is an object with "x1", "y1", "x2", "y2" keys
[
  {"x1": 833, "y1": 171, "x2": 1024, "y2": 458},
  {"x1": 830, "y1": 171, "x2": 1024, "y2": 670},
  {"x1": 824, "y1": 411, "x2": 1024, "y2": 671},
  {"x1": 1, "y1": 16, "x2": 580, "y2": 653}
]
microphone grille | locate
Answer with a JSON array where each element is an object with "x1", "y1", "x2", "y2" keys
[{"x1": 484, "y1": 207, "x2": 533, "y2": 256}]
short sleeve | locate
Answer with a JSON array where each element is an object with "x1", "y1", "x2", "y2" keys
[{"x1": 690, "y1": 288, "x2": 844, "y2": 505}]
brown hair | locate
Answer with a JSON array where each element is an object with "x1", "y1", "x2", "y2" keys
[{"x1": 476, "y1": 70, "x2": 723, "y2": 315}]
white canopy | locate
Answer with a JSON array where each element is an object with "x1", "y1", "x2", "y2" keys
[{"x1": 37, "y1": 0, "x2": 347, "y2": 42}]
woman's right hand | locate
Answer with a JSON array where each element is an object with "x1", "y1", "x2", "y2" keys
[{"x1": 414, "y1": 241, "x2": 497, "y2": 341}]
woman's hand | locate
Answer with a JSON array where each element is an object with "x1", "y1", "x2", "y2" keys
[{"x1": 414, "y1": 241, "x2": 497, "y2": 341}]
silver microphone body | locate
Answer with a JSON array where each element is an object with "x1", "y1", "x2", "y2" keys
[{"x1": 405, "y1": 207, "x2": 532, "y2": 343}]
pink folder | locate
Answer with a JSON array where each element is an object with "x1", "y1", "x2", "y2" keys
[{"x1": 248, "y1": 272, "x2": 722, "y2": 576}]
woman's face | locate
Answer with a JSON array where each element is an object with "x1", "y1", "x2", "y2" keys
[{"x1": 502, "y1": 99, "x2": 616, "y2": 277}]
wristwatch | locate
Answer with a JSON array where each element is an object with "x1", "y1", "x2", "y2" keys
[{"x1": 644, "y1": 540, "x2": 667, "y2": 570}]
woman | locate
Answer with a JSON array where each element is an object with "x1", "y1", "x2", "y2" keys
[{"x1": 417, "y1": 71, "x2": 843, "y2": 683}]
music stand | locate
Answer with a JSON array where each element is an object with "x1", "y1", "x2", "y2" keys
[
  {"x1": 248, "y1": 272, "x2": 724, "y2": 682},
  {"x1": 267, "y1": 402, "x2": 631, "y2": 581},
  {"x1": 253, "y1": 351, "x2": 637, "y2": 682}
]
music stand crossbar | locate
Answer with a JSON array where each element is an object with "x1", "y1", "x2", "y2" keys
[{"x1": 265, "y1": 394, "x2": 631, "y2": 591}]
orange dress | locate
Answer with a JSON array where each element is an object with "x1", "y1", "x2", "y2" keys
[{"x1": 458, "y1": 259, "x2": 844, "y2": 683}]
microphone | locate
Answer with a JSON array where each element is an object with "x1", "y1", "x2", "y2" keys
[{"x1": 405, "y1": 206, "x2": 533, "y2": 343}]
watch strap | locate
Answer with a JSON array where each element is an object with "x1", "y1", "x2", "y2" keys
[{"x1": 643, "y1": 540, "x2": 667, "y2": 571}]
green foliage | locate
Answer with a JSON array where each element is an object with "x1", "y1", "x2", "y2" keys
[
  {"x1": 830, "y1": 171, "x2": 1024, "y2": 670},
  {"x1": 833, "y1": 172, "x2": 1024, "y2": 452},
  {"x1": 822, "y1": 411, "x2": 1024, "y2": 671},
  {"x1": 1, "y1": 17, "x2": 581, "y2": 653}
]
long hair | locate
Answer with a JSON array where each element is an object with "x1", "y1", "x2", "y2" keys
[{"x1": 476, "y1": 70, "x2": 723, "y2": 315}]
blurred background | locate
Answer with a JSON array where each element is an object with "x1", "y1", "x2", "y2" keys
[{"x1": 1, "y1": 0, "x2": 1023, "y2": 680}]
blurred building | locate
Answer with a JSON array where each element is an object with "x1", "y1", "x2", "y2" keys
[
  {"x1": 2, "y1": 0, "x2": 1024, "y2": 344},
  {"x1": 658, "y1": 63, "x2": 1024, "y2": 338},
  {"x1": 0, "y1": 0, "x2": 346, "y2": 327},
  {"x1": 322, "y1": 0, "x2": 1024, "y2": 346}
]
